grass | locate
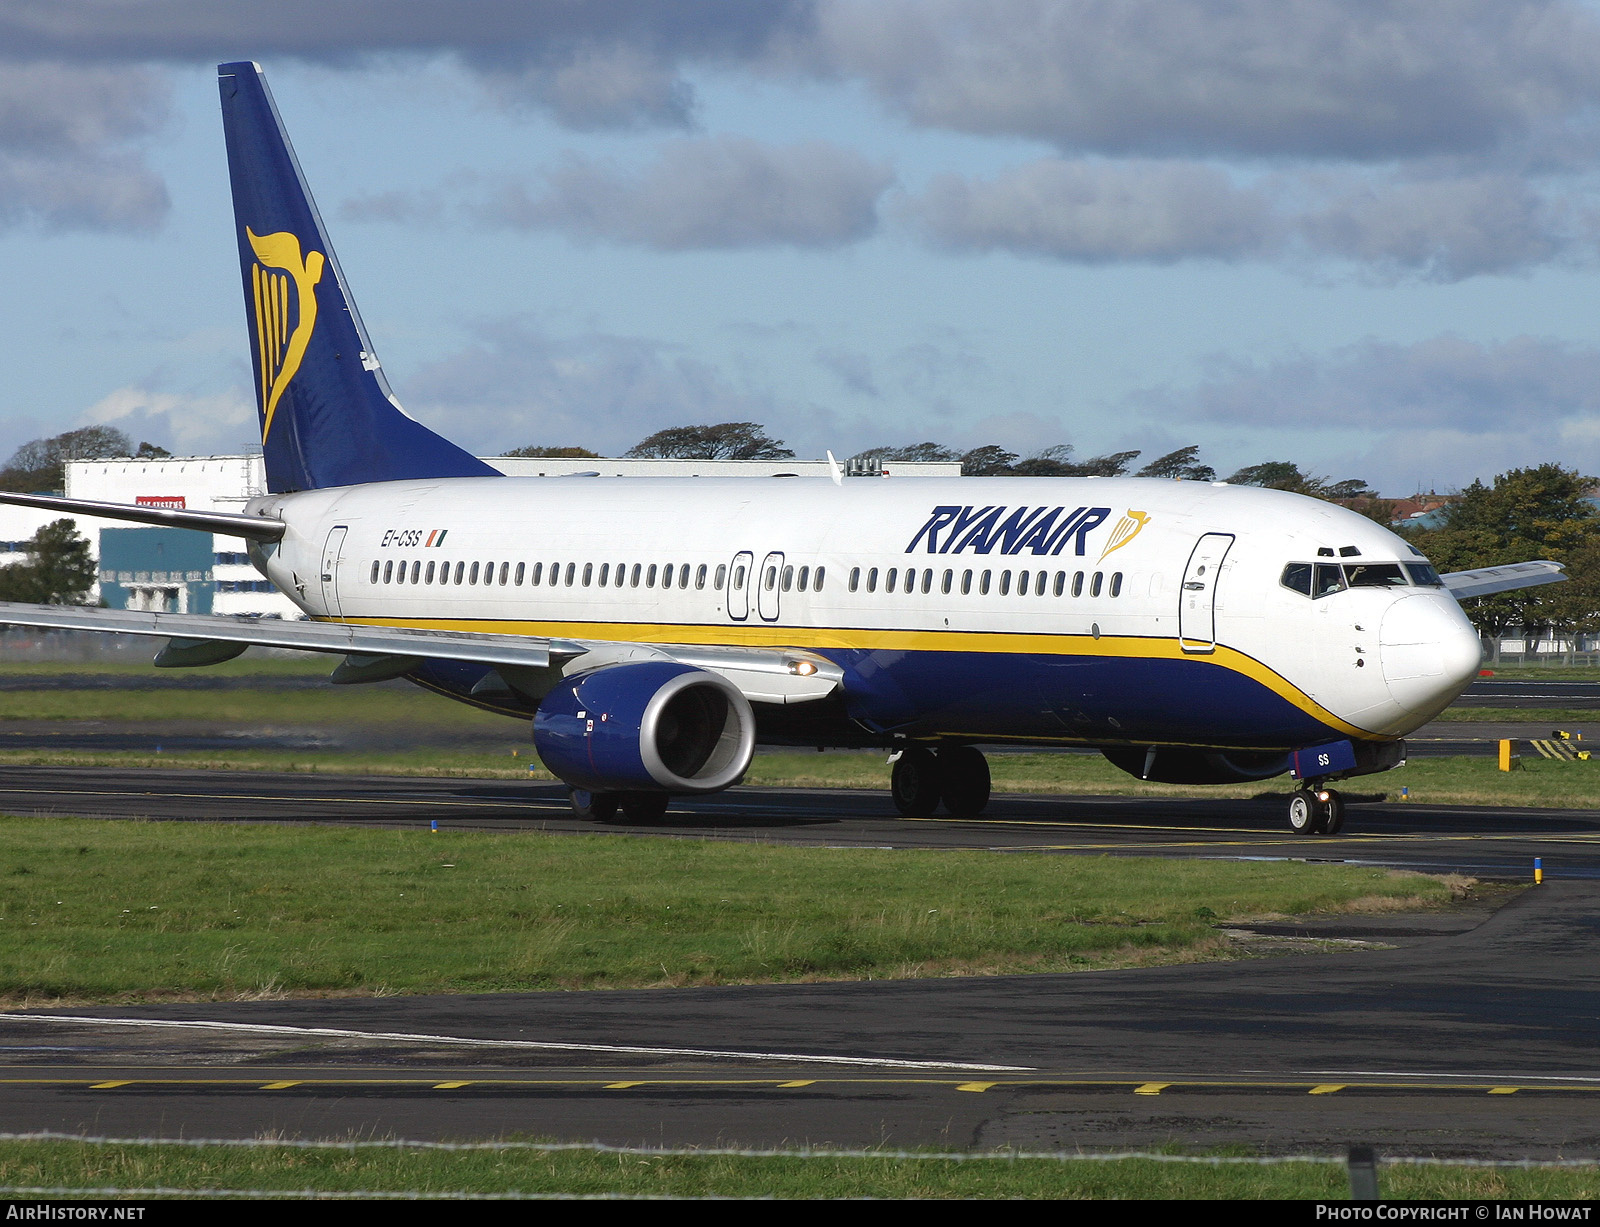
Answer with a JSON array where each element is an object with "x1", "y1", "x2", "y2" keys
[
  {"x1": 0, "y1": 1140, "x2": 1593, "y2": 1199},
  {"x1": 0, "y1": 685, "x2": 508, "y2": 726},
  {"x1": 0, "y1": 815, "x2": 1458, "y2": 1004}
]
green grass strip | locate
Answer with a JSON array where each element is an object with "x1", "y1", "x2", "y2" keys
[
  {"x1": 0, "y1": 1139, "x2": 1594, "y2": 1199},
  {"x1": 0, "y1": 816, "x2": 1455, "y2": 1002}
]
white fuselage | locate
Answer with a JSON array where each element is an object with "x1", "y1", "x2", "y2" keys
[{"x1": 246, "y1": 475, "x2": 1483, "y2": 750}]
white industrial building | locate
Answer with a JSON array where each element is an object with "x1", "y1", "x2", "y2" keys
[{"x1": 0, "y1": 453, "x2": 960, "y2": 616}]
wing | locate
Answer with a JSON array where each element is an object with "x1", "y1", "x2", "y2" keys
[
  {"x1": 1438, "y1": 560, "x2": 1567, "y2": 600},
  {"x1": 0, "y1": 602, "x2": 842, "y2": 704},
  {"x1": 0, "y1": 490, "x2": 284, "y2": 541}
]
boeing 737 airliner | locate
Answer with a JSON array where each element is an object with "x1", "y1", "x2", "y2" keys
[{"x1": 0, "y1": 63, "x2": 1565, "y2": 835}]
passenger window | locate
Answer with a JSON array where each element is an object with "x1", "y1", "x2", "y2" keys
[
  {"x1": 631, "y1": 564, "x2": 642, "y2": 588},
  {"x1": 782, "y1": 565, "x2": 794, "y2": 592},
  {"x1": 454, "y1": 561, "x2": 466, "y2": 584},
  {"x1": 615, "y1": 563, "x2": 626, "y2": 587},
  {"x1": 867, "y1": 567, "x2": 878, "y2": 593},
  {"x1": 961, "y1": 569, "x2": 972, "y2": 595},
  {"x1": 679, "y1": 566, "x2": 690, "y2": 589},
  {"x1": 499, "y1": 561, "x2": 509, "y2": 585},
  {"x1": 731, "y1": 564, "x2": 744, "y2": 590},
  {"x1": 814, "y1": 565, "x2": 825, "y2": 590},
  {"x1": 370, "y1": 561, "x2": 379, "y2": 584},
  {"x1": 980, "y1": 570, "x2": 992, "y2": 595},
  {"x1": 598, "y1": 563, "x2": 609, "y2": 586},
  {"x1": 1091, "y1": 572, "x2": 1103, "y2": 597},
  {"x1": 904, "y1": 569, "x2": 915, "y2": 594},
  {"x1": 469, "y1": 562, "x2": 479, "y2": 585},
  {"x1": 648, "y1": 564, "x2": 659, "y2": 587},
  {"x1": 942, "y1": 569, "x2": 953, "y2": 595},
  {"x1": 531, "y1": 562, "x2": 543, "y2": 585},
  {"x1": 797, "y1": 565, "x2": 809, "y2": 590},
  {"x1": 514, "y1": 562, "x2": 524, "y2": 585},
  {"x1": 413, "y1": 561, "x2": 423, "y2": 583},
  {"x1": 1110, "y1": 572, "x2": 1123, "y2": 598},
  {"x1": 564, "y1": 562, "x2": 575, "y2": 586},
  {"x1": 1280, "y1": 563, "x2": 1313, "y2": 596},
  {"x1": 426, "y1": 561, "x2": 436, "y2": 584},
  {"x1": 582, "y1": 563, "x2": 593, "y2": 587},
  {"x1": 1072, "y1": 571, "x2": 1084, "y2": 597},
  {"x1": 715, "y1": 564, "x2": 727, "y2": 590},
  {"x1": 384, "y1": 560, "x2": 394, "y2": 583},
  {"x1": 921, "y1": 569, "x2": 932, "y2": 595},
  {"x1": 999, "y1": 571, "x2": 1011, "y2": 596},
  {"x1": 548, "y1": 562, "x2": 559, "y2": 586},
  {"x1": 849, "y1": 567, "x2": 860, "y2": 592},
  {"x1": 886, "y1": 567, "x2": 898, "y2": 591},
  {"x1": 763, "y1": 565, "x2": 776, "y2": 591},
  {"x1": 1314, "y1": 563, "x2": 1346, "y2": 598},
  {"x1": 1053, "y1": 571, "x2": 1065, "y2": 597}
]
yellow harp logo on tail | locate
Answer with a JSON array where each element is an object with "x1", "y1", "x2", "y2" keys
[
  {"x1": 1098, "y1": 509, "x2": 1151, "y2": 563},
  {"x1": 247, "y1": 228, "x2": 325, "y2": 442}
]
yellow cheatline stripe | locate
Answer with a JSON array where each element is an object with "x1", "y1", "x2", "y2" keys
[{"x1": 328, "y1": 615, "x2": 1382, "y2": 741}]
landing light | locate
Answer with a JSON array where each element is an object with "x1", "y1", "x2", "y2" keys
[{"x1": 788, "y1": 660, "x2": 818, "y2": 677}]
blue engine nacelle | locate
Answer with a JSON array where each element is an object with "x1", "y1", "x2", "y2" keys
[{"x1": 533, "y1": 661, "x2": 756, "y2": 794}]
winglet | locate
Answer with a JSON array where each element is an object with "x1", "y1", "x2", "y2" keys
[{"x1": 825, "y1": 450, "x2": 844, "y2": 486}]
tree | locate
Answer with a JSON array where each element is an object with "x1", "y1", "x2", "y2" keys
[
  {"x1": 501, "y1": 445, "x2": 600, "y2": 458},
  {"x1": 1404, "y1": 464, "x2": 1600, "y2": 646},
  {"x1": 0, "y1": 520, "x2": 96, "y2": 605},
  {"x1": 850, "y1": 442, "x2": 960, "y2": 463},
  {"x1": 626, "y1": 423, "x2": 794, "y2": 460},
  {"x1": 1137, "y1": 445, "x2": 1216, "y2": 481},
  {"x1": 959, "y1": 445, "x2": 1019, "y2": 476},
  {"x1": 0, "y1": 426, "x2": 168, "y2": 494}
]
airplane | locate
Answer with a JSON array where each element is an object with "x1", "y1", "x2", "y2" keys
[{"x1": 0, "y1": 62, "x2": 1566, "y2": 836}]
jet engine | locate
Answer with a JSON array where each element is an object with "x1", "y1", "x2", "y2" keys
[
  {"x1": 533, "y1": 661, "x2": 756, "y2": 794},
  {"x1": 1101, "y1": 746, "x2": 1292, "y2": 785}
]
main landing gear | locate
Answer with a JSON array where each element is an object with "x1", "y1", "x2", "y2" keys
[
  {"x1": 1287, "y1": 785, "x2": 1345, "y2": 836},
  {"x1": 890, "y1": 745, "x2": 992, "y2": 818},
  {"x1": 570, "y1": 789, "x2": 670, "y2": 823}
]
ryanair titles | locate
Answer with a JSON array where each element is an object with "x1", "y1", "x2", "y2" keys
[{"x1": 907, "y1": 505, "x2": 1113, "y2": 556}]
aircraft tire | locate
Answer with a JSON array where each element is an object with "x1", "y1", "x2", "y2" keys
[
  {"x1": 620, "y1": 791, "x2": 671, "y2": 823},
  {"x1": 1287, "y1": 790, "x2": 1323, "y2": 835},
  {"x1": 571, "y1": 789, "x2": 619, "y2": 822},
  {"x1": 1322, "y1": 790, "x2": 1346, "y2": 835},
  {"x1": 936, "y1": 746, "x2": 991, "y2": 816},
  {"x1": 891, "y1": 747, "x2": 941, "y2": 818}
]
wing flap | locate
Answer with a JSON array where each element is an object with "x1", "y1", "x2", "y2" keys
[{"x1": 1439, "y1": 560, "x2": 1567, "y2": 600}]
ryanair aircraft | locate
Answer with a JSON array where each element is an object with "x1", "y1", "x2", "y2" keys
[{"x1": 0, "y1": 63, "x2": 1565, "y2": 836}]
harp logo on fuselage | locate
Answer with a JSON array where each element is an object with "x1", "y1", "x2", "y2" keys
[
  {"x1": 247, "y1": 227, "x2": 325, "y2": 443},
  {"x1": 906, "y1": 505, "x2": 1130, "y2": 556}
]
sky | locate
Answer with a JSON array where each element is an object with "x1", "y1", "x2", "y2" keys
[{"x1": 7, "y1": 2, "x2": 1600, "y2": 494}]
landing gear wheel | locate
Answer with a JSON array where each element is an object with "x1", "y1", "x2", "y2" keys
[
  {"x1": 935, "y1": 746, "x2": 991, "y2": 817},
  {"x1": 1321, "y1": 790, "x2": 1346, "y2": 836},
  {"x1": 619, "y1": 791, "x2": 670, "y2": 823},
  {"x1": 1287, "y1": 790, "x2": 1325, "y2": 835},
  {"x1": 570, "y1": 789, "x2": 619, "y2": 822},
  {"x1": 890, "y1": 747, "x2": 941, "y2": 818}
]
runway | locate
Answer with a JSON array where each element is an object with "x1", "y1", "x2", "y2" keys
[
  {"x1": 0, "y1": 762, "x2": 1598, "y2": 1154},
  {"x1": 0, "y1": 881, "x2": 1597, "y2": 1155}
]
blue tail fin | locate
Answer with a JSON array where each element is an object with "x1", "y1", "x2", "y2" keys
[{"x1": 217, "y1": 62, "x2": 498, "y2": 493}]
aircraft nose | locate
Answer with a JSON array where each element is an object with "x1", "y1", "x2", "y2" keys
[{"x1": 1379, "y1": 594, "x2": 1484, "y2": 720}]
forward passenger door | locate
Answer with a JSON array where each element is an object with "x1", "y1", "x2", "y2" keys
[{"x1": 1178, "y1": 532, "x2": 1233, "y2": 653}]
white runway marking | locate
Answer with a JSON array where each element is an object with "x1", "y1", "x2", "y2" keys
[{"x1": 0, "y1": 1013, "x2": 1033, "y2": 1073}]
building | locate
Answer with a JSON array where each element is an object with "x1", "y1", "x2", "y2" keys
[{"x1": 0, "y1": 453, "x2": 962, "y2": 616}]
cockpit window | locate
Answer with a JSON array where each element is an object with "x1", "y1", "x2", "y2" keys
[
  {"x1": 1345, "y1": 562, "x2": 1409, "y2": 588},
  {"x1": 1314, "y1": 563, "x2": 1346, "y2": 598},
  {"x1": 1406, "y1": 562, "x2": 1444, "y2": 587},
  {"x1": 1280, "y1": 563, "x2": 1313, "y2": 596}
]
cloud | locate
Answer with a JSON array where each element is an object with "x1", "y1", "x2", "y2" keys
[
  {"x1": 0, "y1": 1, "x2": 814, "y2": 130},
  {"x1": 1131, "y1": 334, "x2": 1600, "y2": 488},
  {"x1": 478, "y1": 136, "x2": 893, "y2": 249},
  {"x1": 812, "y1": 0, "x2": 1600, "y2": 162},
  {"x1": 400, "y1": 319, "x2": 806, "y2": 455},
  {"x1": 83, "y1": 386, "x2": 258, "y2": 455},
  {"x1": 906, "y1": 159, "x2": 1280, "y2": 263},
  {"x1": 816, "y1": 348, "x2": 879, "y2": 397},
  {"x1": 0, "y1": 61, "x2": 169, "y2": 232}
]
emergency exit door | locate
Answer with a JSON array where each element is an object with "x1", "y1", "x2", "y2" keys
[
  {"x1": 320, "y1": 526, "x2": 347, "y2": 618},
  {"x1": 1178, "y1": 532, "x2": 1233, "y2": 653}
]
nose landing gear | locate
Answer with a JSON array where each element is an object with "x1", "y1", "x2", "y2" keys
[{"x1": 1287, "y1": 785, "x2": 1345, "y2": 835}]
